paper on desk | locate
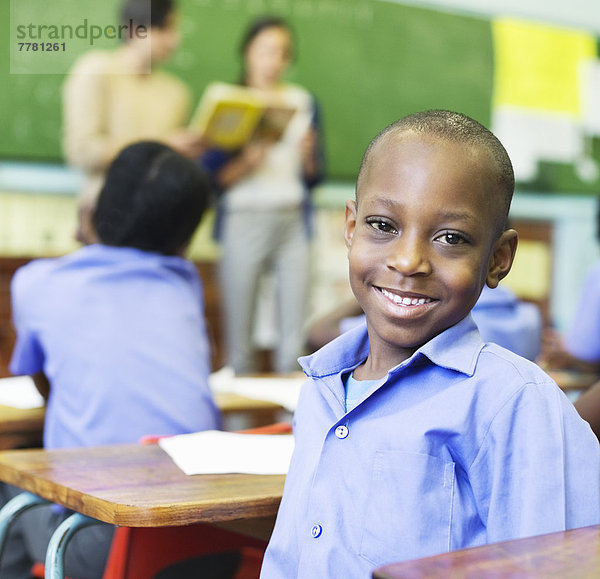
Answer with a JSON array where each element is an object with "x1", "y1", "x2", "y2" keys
[
  {"x1": 209, "y1": 367, "x2": 304, "y2": 412},
  {"x1": 159, "y1": 430, "x2": 294, "y2": 475},
  {"x1": 0, "y1": 376, "x2": 45, "y2": 409}
]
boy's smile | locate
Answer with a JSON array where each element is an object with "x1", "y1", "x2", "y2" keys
[{"x1": 345, "y1": 132, "x2": 517, "y2": 376}]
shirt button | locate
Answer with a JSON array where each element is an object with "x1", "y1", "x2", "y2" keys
[
  {"x1": 311, "y1": 524, "x2": 322, "y2": 538},
  {"x1": 335, "y1": 425, "x2": 349, "y2": 439}
]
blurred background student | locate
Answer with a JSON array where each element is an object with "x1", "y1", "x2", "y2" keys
[
  {"x1": 539, "y1": 201, "x2": 600, "y2": 374},
  {"x1": 201, "y1": 15, "x2": 325, "y2": 375},
  {"x1": 63, "y1": 0, "x2": 204, "y2": 245},
  {"x1": 2, "y1": 142, "x2": 219, "y2": 578},
  {"x1": 537, "y1": 200, "x2": 600, "y2": 440}
]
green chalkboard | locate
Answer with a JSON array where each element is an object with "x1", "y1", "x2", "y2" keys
[{"x1": 0, "y1": 0, "x2": 494, "y2": 179}]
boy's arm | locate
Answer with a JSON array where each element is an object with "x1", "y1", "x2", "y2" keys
[
  {"x1": 31, "y1": 371, "x2": 50, "y2": 402},
  {"x1": 469, "y1": 383, "x2": 600, "y2": 542},
  {"x1": 539, "y1": 327, "x2": 600, "y2": 372},
  {"x1": 9, "y1": 266, "x2": 46, "y2": 382}
]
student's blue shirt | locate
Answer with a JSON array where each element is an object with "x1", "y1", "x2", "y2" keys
[
  {"x1": 10, "y1": 244, "x2": 221, "y2": 449},
  {"x1": 471, "y1": 285, "x2": 542, "y2": 361},
  {"x1": 566, "y1": 260, "x2": 600, "y2": 362},
  {"x1": 261, "y1": 316, "x2": 600, "y2": 578}
]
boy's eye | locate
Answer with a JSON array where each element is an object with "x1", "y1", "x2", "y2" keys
[
  {"x1": 367, "y1": 219, "x2": 397, "y2": 234},
  {"x1": 436, "y1": 232, "x2": 467, "y2": 245}
]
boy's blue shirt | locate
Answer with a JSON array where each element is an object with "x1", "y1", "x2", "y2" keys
[
  {"x1": 261, "y1": 315, "x2": 600, "y2": 578},
  {"x1": 9, "y1": 244, "x2": 221, "y2": 449}
]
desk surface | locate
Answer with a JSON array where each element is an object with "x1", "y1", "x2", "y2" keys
[
  {"x1": 373, "y1": 525, "x2": 600, "y2": 578},
  {"x1": 215, "y1": 392, "x2": 282, "y2": 412},
  {"x1": 0, "y1": 444, "x2": 285, "y2": 528}
]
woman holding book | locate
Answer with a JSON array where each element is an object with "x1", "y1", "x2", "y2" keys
[{"x1": 202, "y1": 16, "x2": 325, "y2": 374}]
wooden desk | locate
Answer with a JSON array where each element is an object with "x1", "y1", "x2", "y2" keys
[
  {"x1": 0, "y1": 404, "x2": 44, "y2": 450},
  {"x1": 0, "y1": 443, "x2": 285, "y2": 578},
  {"x1": 215, "y1": 391, "x2": 285, "y2": 429},
  {"x1": 373, "y1": 525, "x2": 600, "y2": 578},
  {"x1": 0, "y1": 443, "x2": 285, "y2": 528}
]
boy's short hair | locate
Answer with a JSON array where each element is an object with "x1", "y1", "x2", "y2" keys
[
  {"x1": 357, "y1": 110, "x2": 515, "y2": 231},
  {"x1": 93, "y1": 141, "x2": 212, "y2": 255},
  {"x1": 120, "y1": 0, "x2": 174, "y2": 29}
]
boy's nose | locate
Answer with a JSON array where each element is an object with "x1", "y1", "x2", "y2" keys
[{"x1": 386, "y1": 235, "x2": 432, "y2": 276}]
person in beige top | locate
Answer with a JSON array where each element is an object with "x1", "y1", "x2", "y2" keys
[{"x1": 63, "y1": 0, "x2": 204, "y2": 244}]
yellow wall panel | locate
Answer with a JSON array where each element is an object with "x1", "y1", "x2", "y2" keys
[{"x1": 493, "y1": 18, "x2": 596, "y2": 114}]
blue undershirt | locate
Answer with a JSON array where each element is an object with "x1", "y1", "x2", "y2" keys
[{"x1": 344, "y1": 373, "x2": 384, "y2": 412}]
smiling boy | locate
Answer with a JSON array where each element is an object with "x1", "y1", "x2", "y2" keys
[{"x1": 260, "y1": 111, "x2": 600, "y2": 578}]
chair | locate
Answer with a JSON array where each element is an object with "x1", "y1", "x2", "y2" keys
[{"x1": 32, "y1": 422, "x2": 292, "y2": 578}]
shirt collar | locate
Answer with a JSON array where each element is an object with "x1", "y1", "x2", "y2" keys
[
  {"x1": 415, "y1": 315, "x2": 483, "y2": 377},
  {"x1": 299, "y1": 322, "x2": 370, "y2": 378},
  {"x1": 299, "y1": 314, "x2": 483, "y2": 379}
]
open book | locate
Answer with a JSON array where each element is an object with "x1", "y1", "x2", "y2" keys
[{"x1": 190, "y1": 82, "x2": 298, "y2": 151}]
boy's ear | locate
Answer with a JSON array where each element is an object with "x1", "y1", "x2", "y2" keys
[
  {"x1": 486, "y1": 228, "x2": 518, "y2": 288},
  {"x1": 344, "y1": 199, "x2": 358, "y2": 250}
]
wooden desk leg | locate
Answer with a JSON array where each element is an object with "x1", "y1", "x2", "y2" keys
[
  {"x1": 45, "y1": 512, "x2": 102, "y2": 579},
  {"x1": 0, "y1": 491, "x2": 50, "y2": 564}
]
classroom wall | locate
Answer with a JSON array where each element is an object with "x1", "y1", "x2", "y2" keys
[{"x1": 3, "y1": 0, "x2": 599, "y2": 188}]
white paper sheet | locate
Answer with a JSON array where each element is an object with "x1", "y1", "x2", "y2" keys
[
  {"x1": 0, "y1": 376, "x2": 45, "y2": 409},
  {"x1": 159, "y1": 430, "x2": 294, "y2": 475},
  {"x1": 209, "y1": 367, "x2": 304, "y2": 412}
]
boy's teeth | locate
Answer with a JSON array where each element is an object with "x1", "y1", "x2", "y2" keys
[{"x1": 381, "y1": 288, "x2": 430, "y2": 305}]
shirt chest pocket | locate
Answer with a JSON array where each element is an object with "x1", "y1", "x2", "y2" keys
[{"x1": 360, "y1": 450, "x2": 455, "y2": 567}]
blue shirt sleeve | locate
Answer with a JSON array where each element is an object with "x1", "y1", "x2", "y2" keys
[
  {"x1": 468, "y1": 382, "x2": 600, "y2": 541},
  {"x1": 9, "y1": 267, "x2": 45, "y2": 376}
]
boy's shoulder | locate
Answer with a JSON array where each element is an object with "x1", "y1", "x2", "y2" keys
[
  {"x1": 13, "y1": 245, "x2": 196, "y2": 287},
  {"x1": 12, "y1": 252, "x2": 70, "y2": 291},
  {"x1": 476, "y1": 341, "x2": 555, "y2": 388}
]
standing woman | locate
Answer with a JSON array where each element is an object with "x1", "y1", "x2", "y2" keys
[{"x1": 203, "y1": 16, "x2": 325, "y2": 374}]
